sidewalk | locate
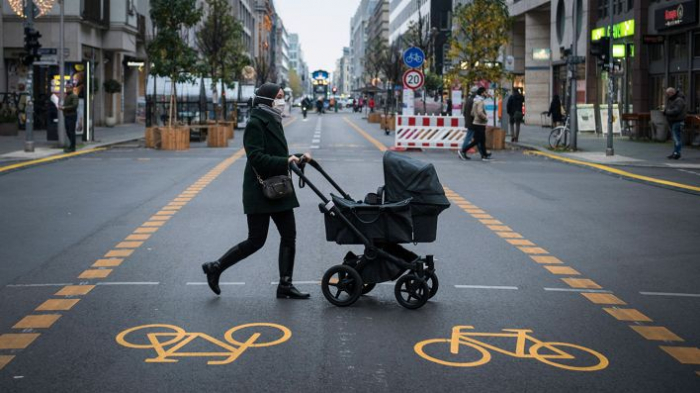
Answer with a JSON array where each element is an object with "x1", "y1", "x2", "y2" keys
[
  {"x1": 510, "y1": 124, "x2": 700, "y2": 169},
  {"x1": 0, "y1": 123, "x2": 145, "y2": 164}
]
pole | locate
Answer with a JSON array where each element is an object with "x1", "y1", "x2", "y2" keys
[
  {"x1": 606, "y1": 0, "x2": 615, "y2": 156},
  {"x1": 569, "y1": 0, "x2": 578, "y2": 151},
  {"x1": 23, "y1": 0, "x2": 35, "y2": 152},
  {"x1": 58, "y1": 0, "x2": 66, "y2": 148}
]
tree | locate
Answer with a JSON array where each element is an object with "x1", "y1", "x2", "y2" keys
[
  {"x1": 148, "y1": 0, "x2": 203, "y2": 126},
  {"x1": 196, "y1": 0, "x2": 248, "y2": 121},
  {"x1": 448, "y1": 0, "x2": 511, "y2": 90},
  {"x1": 288, "y1": 69, "x2": 302, "y2": 98}
]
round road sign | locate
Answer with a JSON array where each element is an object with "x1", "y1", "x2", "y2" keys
[{"x1": 403, "y1": 69, "x2": 425, "y2": 90}]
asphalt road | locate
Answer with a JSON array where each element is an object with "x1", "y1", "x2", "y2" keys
[{"x1": 1, "y1": 112, "x2": 698, "y2": 392}]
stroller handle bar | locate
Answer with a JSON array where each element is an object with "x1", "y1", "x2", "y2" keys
[{"x1": 290, "y1": 159, "x2": 352, "y2": 202}]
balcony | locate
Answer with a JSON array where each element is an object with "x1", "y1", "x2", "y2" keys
[{"x1": 81, "y1": 0, "x2": 110, "y2": 28}]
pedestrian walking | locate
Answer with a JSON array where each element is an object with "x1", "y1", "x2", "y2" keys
[
  {"x1": 58, "y1": 84, "x2": 79, "y2": 152},
  {"x1": 457, "y1": 86, "x2": 479, "y2": 161},
  {"x1": 663, "y1": 87, "x2": 686, "y2": 160},
  {"x1": 548, "y1": 95, "x2": 564, "y2": 127},
  {"x1": 460, "y1": 87, "x2": 491, "y2": 160},
  {"x1": 202, "y1": 83, "x2": 311, "y2": 299},
  {"x1": 507, "y1": 88, "x2": 524, "y2": 142}
]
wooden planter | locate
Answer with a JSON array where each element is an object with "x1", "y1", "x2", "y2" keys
[
  {"x1": 160, "y1": 127, "x2": 190, "y2": 150},
  {"x1": 208, "y1": 126, "x2": 229, "y2": 148},
  {"x1": 485, "y1": 126, "x2": 506, "y2": 150}
]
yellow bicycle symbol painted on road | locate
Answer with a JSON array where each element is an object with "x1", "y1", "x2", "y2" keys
[
  {"x1": 116, "y1": 323, "x2": 291, "y2": 365},
  {"x1": 415, "y1": 325, "x2": 609, "y2": 372}
]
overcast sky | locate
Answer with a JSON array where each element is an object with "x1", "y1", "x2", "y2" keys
[{"x1": 274, "y1": 0, "x2": 361, "y2": 74}]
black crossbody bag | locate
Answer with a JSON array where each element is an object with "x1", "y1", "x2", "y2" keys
[{"x1": 252, "y1": 166, "x2": 294, "y2": 200}]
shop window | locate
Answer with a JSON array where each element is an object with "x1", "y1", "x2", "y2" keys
[{"x1": 669, "y1": 34, "x2": 687, "y2": 61}]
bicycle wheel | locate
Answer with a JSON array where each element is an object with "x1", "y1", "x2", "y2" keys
[
  {"x1": 548, "y1": 127, "x2": 565, "y2": 149},
  {"x1": 530, "y1": 341, "x2": 609, "y2": 372},
  {"x1": 414, "y1": 338, "x2": 491, "y2": 367}
]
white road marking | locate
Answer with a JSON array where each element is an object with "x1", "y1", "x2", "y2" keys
[
  {"x1": 639, "y1": 291, "x2": 700, "y2": 298},
  {"x1": 186, "y1": 282, "x2": 245, "y2": 285},
  {"x1": 543, "y1": 287, "x2": 612, "y2": 293},
  {"x1": 455, "y1": 285, "x2": 519, "y2": 290}
]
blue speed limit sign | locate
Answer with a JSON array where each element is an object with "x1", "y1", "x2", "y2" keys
[{"x1": 403, "y1": 47, "x2": 425, "y2": 69}]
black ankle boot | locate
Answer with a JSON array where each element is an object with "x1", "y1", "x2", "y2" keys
[
  {"x1": 202, "y1": 261, "x2": 223, "y2": 295},
  {"x1": 276, "y1": 246, "x2": 309, "y2": 299},
  {"x1": 277, "y1": 276, "x2": 310, "y2": 299}
]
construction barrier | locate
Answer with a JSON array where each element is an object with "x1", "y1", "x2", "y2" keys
[{"x1": 394, "y1": 115, "x2": 466, "y2": 149}]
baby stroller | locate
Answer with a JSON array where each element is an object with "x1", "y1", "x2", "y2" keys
[{"x1": 290, "y1": 152, "x2": 450, "y2": 309}]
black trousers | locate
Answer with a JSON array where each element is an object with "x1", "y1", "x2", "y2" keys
[
  {"x1": 65, "y1": 114, "x2": 77, "y2": 149},
  {"x1": 218, "y1": 210, "x2": 296, "y2": 276},
  {"x1": 463, "y1": 124, "x2": 487, "y2": 157}
]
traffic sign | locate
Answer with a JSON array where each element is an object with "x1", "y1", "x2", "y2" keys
[
  {"x1": 403, "y1": 69, "x2": 425, "y2": 90},
  {"x1": 403, "y1": 47, "x2": 425, "y2": 69}
]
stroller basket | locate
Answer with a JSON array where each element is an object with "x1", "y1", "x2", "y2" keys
[{"x1": 324, "y1": 195, "x2": 413, "y2": 244}]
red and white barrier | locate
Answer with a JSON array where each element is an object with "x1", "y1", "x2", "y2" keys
[{"x1": 394, "y1": 115, "x2": 466, "y2": 149}]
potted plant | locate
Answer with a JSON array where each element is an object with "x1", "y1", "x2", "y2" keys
[
  {"x1": 103, "y1": 79, "x2": 122, "y2": 127},
  {"x1": 0, "y1": 106, "x2": 19, "y2": 136}
]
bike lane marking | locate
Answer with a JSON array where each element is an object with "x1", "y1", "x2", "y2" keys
[
  {"x1": 0, "y1": 117, "x2": 297, "y2": 371},
  {"x1": 343, "y1": 116, "x2": 700, "y2": 373}
]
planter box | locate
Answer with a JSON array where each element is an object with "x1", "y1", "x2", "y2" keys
[
  {"x1": 207, "y1": 126, "x2": 228, "y2": 147},
  {"x1": 160, "y1": 127, "x2": 190, "y2": 150},
  {"x1": 0, "y1": 122, "x2": 19, "y2": 136},
  {"x1": 485, "y1": 126, "x2": 506, "y2": 150}
]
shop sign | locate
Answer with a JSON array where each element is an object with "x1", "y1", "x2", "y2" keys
[
  {"x1": 532, "y1": 48, "x2": 551, "y2": 60},
  {"x1": 655, "y1": 1, "x2": 697, "y2": 30},
  {"x1": 591, "y1": 19, "x2": 635, "y2": 41}
]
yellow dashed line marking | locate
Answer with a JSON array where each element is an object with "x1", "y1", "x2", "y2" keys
[
  {"x1": 126, "y1": 234, "x2": 151, "y2": 241},
  {"x1": 0, "y1": 333, "x2": 40, "y2": 349},
  {"x1": 631, "y1": 326, "x2": 684, "y2": 342},
  {"x1": 105, "y1": 249, "x2": 134, "y2": 258},
  {"x1": 116, "y1": 241, "x2": 143, "y2": 248},
  {"x1": 480, "y1": 219, "x2": 503, "y2": 225},
  {"x1": 543, "y1": 266, "x2": 580, "y2": 275},
  {"x1": 13, "y1": 315, "x2": 62, "y2": 329},
  {"x1": 487, "y1": 225, "x2": 512, "y2": 231},
  {"x1": 581, "y1": 293, "x2": 626, "y2": 305},
  {"x1": 78, "y1": 269, "x2": 112, "y2": 279},
  {"x1": 134, "y1": 227, "x2": 159, "y2": 234},
  {"x1": 495, "y1": 232, "x2": 523, "y2": 239},
  {"x1": 562, "y1": 278, "x2": 602, "y2": 289},
  {"x1": 0, "y1": 355, "x2": 14, "y2": 370},
  {"x1": 531, "y1": 255, "x2": 563, "y2": 264},
  {"x1": 603, "y1": 308, "x2": 652, "y2": 322},
  {"x1": 660, "y1": 347, "x2": 700, "y2": 364},
  {"x1": 506, "y1": 239, "x2": 535, "y2": 246},
  {"x1": 142, "y1": 221, "x2": 166, "y2": 227},
  {"x1": 36, "y1": 299, "x2": 80, "y2": 311},
  {"x1": 55, "y1": 285, "x2": 95, "y2": 296},
  {"x1": 518, "y1": 246, "x2": 549, "y2": 255}
]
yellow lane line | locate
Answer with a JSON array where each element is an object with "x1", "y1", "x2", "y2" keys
[
  {"x1": 525, "y1": 150, "x2": 700, "y2": 193},
  {"x1": 347, "y1": 116, "x2": 700, "y2": 373},
  {"x1": 0, "y1": 147, "x2": 108, "y2": 174}
]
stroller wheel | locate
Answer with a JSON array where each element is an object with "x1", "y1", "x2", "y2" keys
[
  {"x1": 321, "y1": 265, "x2": 363, "y2": 307},
  {"x1": 361, "y1": 283, "x2": 376, "y2": 295},
  {"x1": 394, "y1": 274, "x2": 430, "y2": 310},
  {"x1": 425, "y1": 271, "x2": 439, "y2": 299}
]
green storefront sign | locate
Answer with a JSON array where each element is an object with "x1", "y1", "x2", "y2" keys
[{"x1": 591, "y1": 19, "x2": 635, "y2": 41}]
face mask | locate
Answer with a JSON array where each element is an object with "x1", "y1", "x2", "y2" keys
[{"x1": 273, "y1": 98, "x2": 286, "y2": 114}]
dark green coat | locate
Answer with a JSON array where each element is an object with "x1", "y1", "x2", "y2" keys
[{"x1": 242, "y1": 109, "x2": 300, "y2": 215}]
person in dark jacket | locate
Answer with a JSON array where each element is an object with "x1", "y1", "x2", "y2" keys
[
  {"x1": 506, "y1": 88, "x2": 524, "y2": 142},
  {"x1": 548, "y1": 95, "x2": 564, "y2": 127},
  {"x1": 202, "y1": 82, "x2": 311, "y2": 299},
  {"x1": 663, "y1": 87, "x2": 686, "y2": 160}
]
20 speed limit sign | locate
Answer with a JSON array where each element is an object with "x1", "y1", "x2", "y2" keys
[{"x1": 403, "y1": 69, "x2": 424, "y2": 90}]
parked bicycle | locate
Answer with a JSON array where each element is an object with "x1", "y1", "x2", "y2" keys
[{"x1": 548, "y1": 115, "x2": 571, "y2": 149}]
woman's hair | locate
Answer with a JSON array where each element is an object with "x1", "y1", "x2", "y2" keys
[{"x1": 253, "y1": 82, "x2": 281, "y2": 107}]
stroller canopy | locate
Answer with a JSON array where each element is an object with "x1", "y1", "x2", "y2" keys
[{"x1": 383, "y1": 151, "x2": 450, "y2": 207}]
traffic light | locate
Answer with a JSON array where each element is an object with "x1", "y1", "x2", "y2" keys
[
  {"x1": 589, "y1": 36, "x2": 610, "y2": 68},
  {"x1": 23, "y1": 27, "x2": 42, "y2": 65}
]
